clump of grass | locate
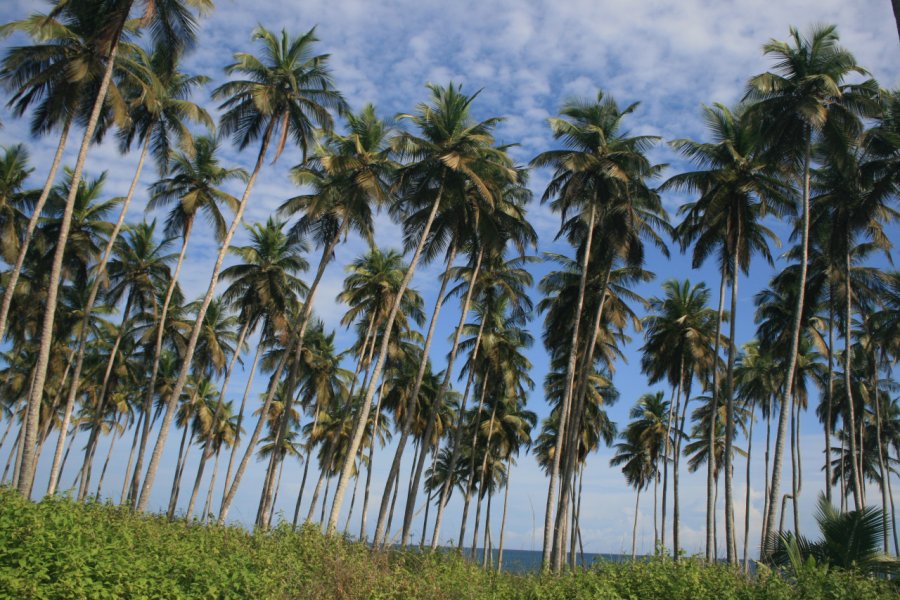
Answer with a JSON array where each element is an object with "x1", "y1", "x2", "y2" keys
[{"x1": 0, "y1": 488, "x2": 894, "y2": 599}]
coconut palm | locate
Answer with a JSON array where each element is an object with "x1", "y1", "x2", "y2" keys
[
  {"x1": 15, "y1": 0, "x2": 212, "y2": 497},
  {"x1": 611, "y1": 429, "x2": 656, "y2": 559},
  {"x1": 746, "y1": 24, "x2": 877, "y2": 545},
  {"x1": 328, "y1": 82, "x2": 511, "y2": 534},
  {"x1": 185, "y1": 25, "x2": 346, "y2": 519},
  {"x1": 640, "y1": 279, "x2": 721, "y2": 559},
  {"x1": 0, "y1": 145, "x2": 36, "y2": 263},
  {"x1": 666, "y1": 102, "x2": 790, "y2": 562}
]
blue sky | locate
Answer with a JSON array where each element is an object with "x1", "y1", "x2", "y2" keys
[{"x1": 1, "y1": 0, "x2": 898, "y2": 556}]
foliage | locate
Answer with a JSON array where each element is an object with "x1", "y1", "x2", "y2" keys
[{"x1": 0, "y1": 490, "x2": 895, "y2": 600}]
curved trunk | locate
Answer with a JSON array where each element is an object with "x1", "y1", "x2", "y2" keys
[
  {"x1": 359, "y1": 378, "x2": 387, "y2": 540},
  {"x1": 202, "y1": 448, "x2": 221, "y2": 523},
  {"x1": 219, "y1": 328, "x2": 265, "y2": 513},
  {"x1": 724, "y1": 232, "x2": 740, "y2": 564},
  {"x1": 842, "y1": 240, "x2": 863, "y2": 510},
  {"x1": 119, "y1": 411, "x2": 143, "y2": 504},
  {"x1": 128, "y1": 217, "x2": 195, "y2": 505},
  {"x1": 543, "y1": 204, "x2": 595, "y2": 570},
  {"x1": 94, "y1": 414, "x2": 124, "y2": 499},
  {"x1": 17, "y1": 42, "x2": 121, "y2": 497},
  {"x1": 761, "y1": 132, "x2": 812, "y2": 556},
  {"x1": 431, "y1": 316, "x2": 486, "y2": 548},
  {"x1": 220, "y1": 218, "x2": 347, "y2": 524},
  {"x1": 137, "y1": 118, "x2": 276, "y2": 512},
  {"x1": 46, "y1": 134, "x2": 150, "y2": 495},
  {"x1": 186, "y1": 319, "x2": 251, "y2": 519},
  {"x1": 166, "y1": 419, "x2": 192, "y2": 519},
  {"x1": 400, "y1": 247, "x2": 482, "y2": 547},
  {"x1": 0, "y1": 116, "x2": 72, "y2": 345},
  {"x1": 706, "y1": 261, "x2": 727, "y2": 562}
]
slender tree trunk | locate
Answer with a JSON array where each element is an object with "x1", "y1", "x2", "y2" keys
[
  {"x1": 94, "y1": 414, "x2": 124, "y2": 499},
  {"x1": 825, "y1": 293, "x2": 835, "y2": 504},
  {"x1": 762, "y1": 132, "x2": 812, "y2": 557},
  {"x1": 167, "y1": 421, "x2": 192, "y2": 520},
  {"x1": 344, "y1": 462, "x2": 361, "y2": 535},
  {"x1": 4, "y1": 426, "x2": 22, "y2": 484},
  {"x1": 724, "y1": 235, "x2": 740, "y2": 565},
  {"x1": 872, "y1": 353, "x2": 889, "y2": 553},
  {"x1": 842, "y1": 242, "x2": 863, "y2": 511},
  {"x1": 481, "y1": 490, "x2": 493, "y2": 569},
  {"x1": 400, "y1": 249, "x2": 482, "y2": 547},
  {"x1": 673, "y1": 367, "x2": 689, "y2": 561},
  {"x1": 743, "y1": 414, "x2": 754, "y2": 572},
  {"x1": 887, "y1": 450, "x2": 899, "y2": 555},
  {"x1": 497, "y1": 457, "x2": 511, "y2": 573},
  {"x1": 138, "y1": 120, "x2": 277, "y2": 513},
  {"x1": 119, "y1": 411, "x2": 143, "y2": 504},
  {"x1": 472, "y1": 404, "x2": 497, "y2": 559},
  {"x1": 202, "y1": 448, "x2": 220, "y2": 523},
  {"x1": 383, "y1": 466, "x2": 400, "y2": 547},
  {"x1": 17, "y1": 39, "x2": 121, "y2": 497},
  {"x1": 458, "y1": 377, "x2": 490, "y2": 552},
  {"x1": 372, "y1": 241, "x2": 458, "y2": 545},
  {"x1": 359, "y1": 379, "x2": 386, "y2": 541},
  {"x1": 222, "y1": 220, "x2": 348, "y2": 525},
  {"x1": 58, "y1": 423, "x2": 78, "y2": 487},
  {"x1": 632, "y1": 488, "x2": 641, "y2": 560},
  {"x1": 46, "y1": 134, "x2": 150, "y2": 495},
  {"x1": 763, "y1": 409, "x2": 771, "y2": 533},
  {"x1": 306, "y1": 446, "x2": 335, "y2": 524},
  {"x1": 543, "y1": 204, "x2": 595, "y2": 570},
  {"x1": 268, "y1": 457, "x2": 285, "y2": 526},
  {"x1": 654, "y1": 467, "x2": 659, "y2": 550},
  {"x1": 791, "y1": 396, "x2": 802, "y2": 537},
  {"x1": 220, "y1": 327, "x2": 264, "y2": 510},
  {"x1": 129, "y1": 218, "x2": 195, "y2": 506},
  {"x1": 186, "y1": 320, "x2": 250, "y2": 519},
  {"x1": 707, "y1": 261, "x2": 727, "y2": 562},
  {"x1": 661, "y1": 386, "x2": 677, "y2": 551},
  {"x1": 432, "y1": 317, "x2": 487, "y2": 548},
  {"x1": 0, "y1": 116, "x2": 72, "y2": 345}
]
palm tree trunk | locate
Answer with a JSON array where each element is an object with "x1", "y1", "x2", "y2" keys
[
  {"x1": 167, "y1": 421, "x2": 192, "y2": 520},
  {"x1": 58, "y1": 422, "x2": 78, "y2": 487},
  {"x1": 17, "y1": 40, "x2": 121, "y2": 498},
  {"x1": 306, "y1": 445, "x2": 335, "y2": 524},
  {"x1": 481, "y1": 490, "x2": 493, "y2": 569},
  {"x1": 432, "y1": 316, "x2": 487, "y2": 549},
  {"x1": 292, "y1": 445, "x2": 314, "y2": 529},
  {"x1": 359, "y1": 379, "x2": 387, "y2": 540},
  {"x1": 119, "y1": 411, "x2": 142, "y2": 504},
  {"x1": 743, "y1": 414, "x2": 754, "y2": 572},
  {"x1": 202, "y1": 448, "x2": 221, "y2": 523},
  {"x1": 554, "y1": 260, "x2": 611, "y2": 569},
  {"x1": 496, "y1": 457, "x2": 511, "y2": 573},
  {"x1": 872, "y1": 352, "x2": 889, "y2": 553},
  {"x1": 825, "y1": 293, "x2": 835, "y2": 504},
  {"x1": 887, "y1": 450, "x2": 899, "y2": 555},
  {"x1": 400, "y1": 246, "x2": 481, "y2": 547},
  {"x1": 472, "y1": 404, "x2": 498, "y2": 559},
  {"x1": 673, "y1": 369, "x2": 690, "y2": 561},
  {"x1": 4, "y1": 426, "x2": 22, "y2": 485},
  {"x1": 268, "y1": 457, "x2": 285, "y2": 526},
  {"x1": 94, "y1": 415, "x2": 124, "y2": 500},
  {"x1": 79, "y1": 291, "x2": 135, "y2": 502},
  {"x1": 724, "y1": 233, "x2": 740, "y2": 565},
  {"x1": 762, "y1": 131, "x2": 812, "y2": 556},
  {"x1": 543, "y1": 204, "x2": 595, "y2": 570},
  {"x1": 661, "y1": 385, "x2": 677, "y2": 551},
  {"x1": 458, "y1": 376, "x2": 490, "y2": 552},
  {"x1": 373, "y1": 241, "x2": 458, "y2": 545},
  {"x1": 344, "y1": 462, "x2": 361, "y2": 535},
  {"x1": 654, "y1": 468, "x2": 659, "y2": 550},
  {"x1": 383, "y1": 467, "x2": 400, "y2": 547},
  {"x1": 843, "y1": 240, "x2": 863, "y2": 511},
  {"x1": 186, "y1": 319, "x2": 251, "y2": 518},
  {"x1": 632, "y1": 488, "x2": 641, "y2": 560},
  {"x1": 219, "y1": 327, "x2": 265, "y2": 513},
  {"x1": 129, "y1": 218, "x2": 195, "y2": 506},
  {"x1": 46, "y1": 134, "x2": 151, "y2": 495},
  {"x1": 0, "y1": 115, "x2": 72, "y2": 345},
  {"x1": 791, "y1": 396, "x2": 801, "y2": 537},
  {"x1": 138, "y1": 118, "x2": 277, "y2": 513},
  {"x1": 707, "y1": 261, "x2": 727, "y2": 562},
  {"x1": 221, "y1": 218, "x2": 349, "y2": 524}
]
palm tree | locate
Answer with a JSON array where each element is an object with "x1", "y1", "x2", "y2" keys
[
  {"x1": 666, "y1": 102, "x2": 789, "y2": 563},
  {"x1": 328, "y1": 83, "x2": 511, "y2": 534},
  {"x1": 15, "y1": 0, "x2": 212, "y2": 497},
  {"x1": 47, "y1": 48, "x2": 210, "y2": 495},
  {"x1": 128, "y1": 135, "x2": 245, "y2": 505},
  {"x1": 531, "y1": 91, "x2": 664, "y2": 569},
  {"x1": 640, "y1": 279, "x2": 721, "y2": 559},
  {"x1": 611, "y1": 429, "x2": 656, "y2": 559},
  {"x1": 171, "y1": 24, "x2": 346, "y2": 519},
  {"x1": 624, "y1": 391, "x2": 669, "y2": 549},
  {"x1": 746, "y1": 24, "x2": 877, "y2": 546},
  {"x1": 0, "y1": 144, "x2": 36, "y2": 263}
]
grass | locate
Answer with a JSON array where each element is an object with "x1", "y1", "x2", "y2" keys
[{"x1": 0, "y1": 488, "x2": 895, "y2": 599}]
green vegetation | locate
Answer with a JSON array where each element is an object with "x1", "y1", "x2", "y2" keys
[{"x1": 0, "y1": 490, "x2": 895, "y2": 599}]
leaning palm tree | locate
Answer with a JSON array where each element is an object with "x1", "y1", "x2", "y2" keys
[
  {"x1": 15, "y1": 0, "x2": 213, "y2": 498},
  {"x1": 746, "y1": 24, "x2": 877, "y2": 547},
  {"x1": 530, "y1": 91, "x2": 663, "y2": 570},
  {"x1": 665, "y1": 102, "x2": 789, "y2": 563},
  {"x1": 195, "y1": 25, "x2": 347, "y2": 521},
  {"x1": 328, "y1": 83, "x2": 511, "y2": 534}
]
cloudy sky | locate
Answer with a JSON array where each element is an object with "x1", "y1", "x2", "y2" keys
[{"x1": 1, "y1": 0, "x2": 898, "y2": 557}]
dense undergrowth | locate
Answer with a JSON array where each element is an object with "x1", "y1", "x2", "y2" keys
[{"x1": 0, "y1": 489, "x2": 895, "y2": 599}]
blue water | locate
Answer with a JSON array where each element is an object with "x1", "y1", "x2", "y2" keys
[{"x1": 453, "y1": 548, "x2": 636, "y2": 573}]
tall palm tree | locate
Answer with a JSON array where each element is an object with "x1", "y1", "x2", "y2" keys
[
  {"x1": 611, "y1": 428, "x2": 656, "y2": 559},
  {"x1": 666, "y1": 102, "x2": 789, "y2": 563},
  {"x1": 47, "y1": 48, "x2": 210, "y2": 495},
  {"x1": 328, "y1": 83, "x2": 511, "y2": 533},
  {"x1": 129, "y1": 135, "x2": 245, "y2": 505},
  {"x1": 640, "y1": 279, "x2": 721, "y2": 559},
  {"x1": 0, "y1": 144, "x2": 36, "y2": 263},
  {"x1": 531, "y1": 91, "x2": 663, "y2": 569},
  {"x1": 746, "y1": 24, "x2": 877, "y2": 546},
  {"x1": 15, "y1": 0, "x2": 212, "y2": 497},
  {"x1": 178, "y1": 25, "x2": 346, "y2": 519}
]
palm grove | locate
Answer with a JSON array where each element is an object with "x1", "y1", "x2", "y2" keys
[{"x1": 0, "y1": 0, "x2": 897, "y2": 574}]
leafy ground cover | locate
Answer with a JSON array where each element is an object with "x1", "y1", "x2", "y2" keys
[{"x1": 0, "y1": 489, "x2": 895, "y2": 599}]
